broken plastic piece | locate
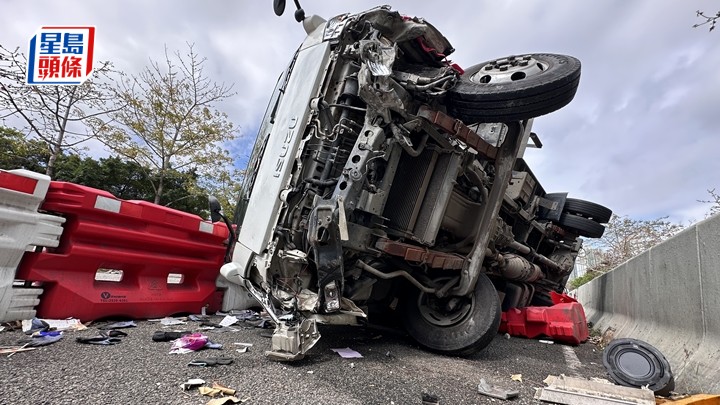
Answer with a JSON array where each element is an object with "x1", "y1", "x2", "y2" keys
[
  {"x1": 511, "y1": 374, "x2": 523, "y2": 383},
  {"x1": 477, "y1": 378, "x2": 519, "y2": 400},
  {"x1": 179, "y1": 378, "x2": 205, "y2": 391},
  {"x1": 331, "y1": 347, "x2": 363, "y2": 358},
  {"x1": 187, "y1": 357, "x2": 234, "y2": 367},
  {"x1": 98, "y1": 320, "x2": 136, "y2": 330},
  {"x1": 158, "y1": 317, "x2": 187, "y2": 326},
  {"x1": 536, "y1": 374, "x2": 655, "y2": 405},
  {"x1": 421, "y1": 392, "x2": 439, "y2": 405},
  {"x1": 169, "y1": 333, "x2": 209, "y2": 354}
]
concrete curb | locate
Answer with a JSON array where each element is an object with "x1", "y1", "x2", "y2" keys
[{"x1": 577, "y1": 212, "x2": 720, "y2": 394}]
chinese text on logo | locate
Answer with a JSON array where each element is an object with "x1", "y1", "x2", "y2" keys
[{"x1": 27, "y1": 26, "x2": 95, "y2": 85}]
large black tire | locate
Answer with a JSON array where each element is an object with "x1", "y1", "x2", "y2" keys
[
  {"x1": 563, "y1": 198, "x2": 612, "y2": 224},
  {"x1": 446, "y1": 53, "x2": 581, "y2": 123},
  {"x1": 400, "y1": 273, "x2": 501, "y2": 356},
  {"x1": 559, "y1": 213, "x2": 606, "y2": 238}
]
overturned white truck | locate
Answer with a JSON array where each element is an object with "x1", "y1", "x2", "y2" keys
[{"x1": 218, "y1": 3, "x2": 611, "y2": 360}]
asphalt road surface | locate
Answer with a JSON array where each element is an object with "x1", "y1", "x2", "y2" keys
[{"x1": 0, "y1": 317, "x2": 607, "y2": 404}]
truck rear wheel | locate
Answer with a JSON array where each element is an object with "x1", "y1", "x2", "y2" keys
[{"x1": 400, "y1": 273, "x2": 501, "y2": 355}]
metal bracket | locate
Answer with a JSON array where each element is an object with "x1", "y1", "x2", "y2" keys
[{"x1": 307, "y1": 198, "x2": 344, "y2": 312}]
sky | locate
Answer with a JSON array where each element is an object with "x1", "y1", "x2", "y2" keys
[{"x1": 1, "y1": 0, "x2": 719, "y2": 224}]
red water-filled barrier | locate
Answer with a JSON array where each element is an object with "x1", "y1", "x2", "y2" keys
[
  {"x1": 16, "y1": 182, "x2": 229, "y2": 321},
  {"x1": 499, "y1": 302, "x2": 589, "y2": 345}
]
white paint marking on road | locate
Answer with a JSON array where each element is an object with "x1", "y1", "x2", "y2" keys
[{"x1": 562, "y1": 345, "x2": 583, "y2": 377}]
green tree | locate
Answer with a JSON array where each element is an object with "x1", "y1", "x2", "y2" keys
[
  {"x1": 0, "y1": 126, "x2": 48, "y2": 172},
  {"x1": 92, "y1": 44, "x2": 237, "y2": 204},
  {"x1": 0, "y1": 45, "x2": 119, "y2": 177}
]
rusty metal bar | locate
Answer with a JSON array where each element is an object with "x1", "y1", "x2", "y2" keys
[
  {"x1": 375, "y1": 238, "x2": 465, "y2": 269},
  {"x1": 417, "y1": 105, "x2": 498, "y2": 159}
]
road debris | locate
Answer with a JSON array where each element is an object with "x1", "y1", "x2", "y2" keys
[
  {"x1": 477, "y1": 378, "x2": 519, "y2": 400},
  {"x1": 510, "y1": 374, "x2": 523, "y2": 383},
  {"x1": 219, "y1": 315, "x2": 239, "y2": 327},
  {"x1": 180, "y1": 378, "x2": 206, "y2": 391},
  {"x1": 656, "y1": 394, "x2": 720, "y2": 404},
  {"x1": 24, "y1": 331, "x2": 63, "y2": 347},
  {"x1": 22, "y1": 318, "x2": 86, "y2": 333},
  {"x1": 331, "y1": 347, "x2": 363, "y2": 358},
  {"x1": 206, "y1": 396, "x2": 249, "y2": 405},
  {"x1": 76, "y1": 331, "x2": 124, "y2": 345},
  {"x1": 603, "y1": 338, "x2": 675, "y2": 396},
  {"x1": 535, "y1": 374, "x2": 654, "y2": 405},
  {"x1": 539, "y1": 339, "x2": 554, "y2": 344},
  {"x1": 198, "y1": 382, "x2": 237, "y2": 397},
  {"x1": 421, "y1": 392, "x2": 439, "y2": 405},
  {"x1": 98, "y1": 321, "x2": 136, "y2": 330},
  {"x1": 2, "y1": 343, "x2": 35, "y2": 356},
  {"x1": 157, "y1": 317, "x2": 187, "y2": 326},
  {"x1": 187, "y1": 357, "x2": 234, "y2": 367},
  {"x1": 152, "y1": 331, "x2": 191, "y2": 342},
  {"x1": 234, "y1": 343, "x2": 253, "y2": 353},
  {"x1": 169, "y1": 333, "x2": 209, "y2": 354}
]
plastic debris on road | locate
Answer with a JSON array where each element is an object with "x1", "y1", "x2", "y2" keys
[
  {"x1": 187, "y1": 357, "x2": 234, "y2": 367},
  {"x1": 331, "y1": 347, "x2": 363, "y2": 358},
  {"x1": 535, "y1": 374, "x2": 654, "y2": 405},
  {"x1": 219, "y1": 315, "x2": 239, "y2": 327},
  {"x1": 180, "y1": 378, "x2": 205, "y2": 391},
  {"x1": 22, "y1": 318, "x2": 86, "y2": 333},
  {"x1": 234, "y1": 343, "x2": 253, "y2": 353},
  {"x1": 156, "y1": 317, "x2": 187, "y2": 326},
  {"x1": 477, "y1": 378, "x2": 519, "y2": 400},
  {"x1": 510, "y1": 374, "x2": 523, "y2": 383},
  {"x1": 170, "y1": 333, "x2": 209, "y2": 354},
  {"x1": 97, "y1": 321, "x2": 136, "y2": 330},
  {"x1": 24, "y1": 331, "x2": 63, "y2": 347},
  {"x1": 603, "y1": 338, "x2": 675, "y2": 397},
  {"x1": 421, "y1": 392, "x2": 439, "y2": 405}
]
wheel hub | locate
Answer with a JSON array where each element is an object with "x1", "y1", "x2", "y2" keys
[
  {"x1": 417, "y1": 292, "x2": 474, "y2": 327},
  {"x1": 470, "y1": 55, "x2": 548, "y2": 84}
]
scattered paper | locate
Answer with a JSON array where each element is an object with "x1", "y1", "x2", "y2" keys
[
  {"x1": 331, "y1": 347, "x2": 363, "y2": 359},
  {"x1": 511, "y1": 374, "x2": 523, "y2": 383},
  {"x1": 234, "y1": 342, "x2": 253, "y2": 353},
  {"x1": 160, "y1": 317, "x2": 187, "y2": 326},
  {"x1": 22, "y1": 318, "x2": 86, "y2": 332},
  {"x1": 219, "y1": 315, "x2": 239, "y2": 327}
]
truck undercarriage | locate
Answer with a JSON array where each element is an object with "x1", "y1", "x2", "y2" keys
[{"x1": 220, "y1": 5, "x2": 611, "y2": 361}]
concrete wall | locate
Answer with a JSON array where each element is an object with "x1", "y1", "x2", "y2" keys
[{"x1": 577, "y1": 212, "x2": 720, "y2": 394}]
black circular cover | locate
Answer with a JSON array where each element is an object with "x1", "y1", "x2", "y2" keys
[{"x1": 603, "y1": 338, "x2": 675, "y2": 396}]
